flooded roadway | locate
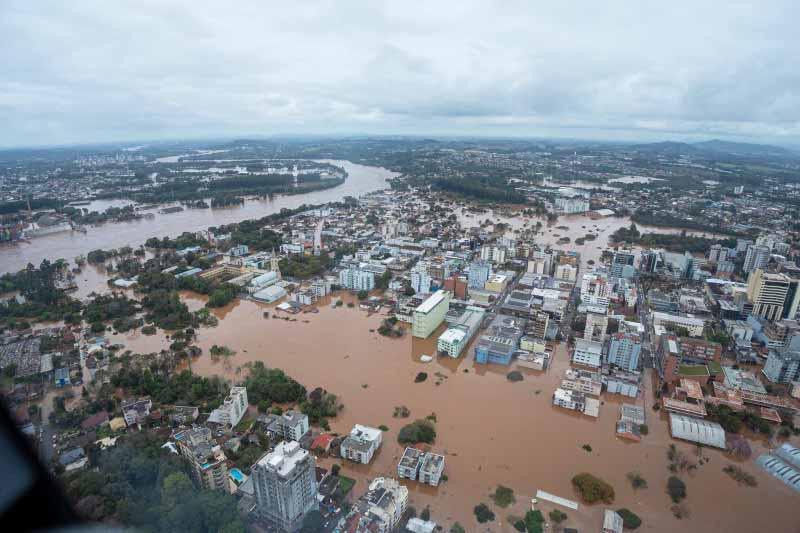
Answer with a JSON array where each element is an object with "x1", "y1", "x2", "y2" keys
[
  {"x1": 0, "y1": 160, "x2": 397, "y2": 274},
  {"x1": 112, "y1": 291, "x2": 798, "y2": 532}
]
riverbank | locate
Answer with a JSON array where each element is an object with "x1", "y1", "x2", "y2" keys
[{"x1": 0, "y1": 160, "x2": 397, "y2": 274}]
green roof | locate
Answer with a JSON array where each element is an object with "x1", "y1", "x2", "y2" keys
[
  {"x1": 707, "y1": 361, "x2": 723, "y2": 374},
  {"x1": 678, "y1": 364, "x2": 710, "y2": 376}
]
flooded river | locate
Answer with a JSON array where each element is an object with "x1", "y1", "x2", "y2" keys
[
  {"x1": 7, "y1": 168, "x2": 793, "y2": 531},
  {"x1": 0, "y1": 160, "x2": 397, "y2": 274},
  {"x1": 110, "y1": 291, "x2": 799, "y2": 532}
]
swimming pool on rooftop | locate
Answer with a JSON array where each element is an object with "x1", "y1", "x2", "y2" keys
[{"x1": 230, "y1": 468, "x2": 245, "y2": 483}]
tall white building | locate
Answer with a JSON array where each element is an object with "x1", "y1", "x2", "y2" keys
[
  {"x1": 252, "y1": 441, "x2": 319, "y2": 533},
  {"x1": 743, "y1": 244, "x2": 770, "y2": 274},
  {"x1": 746, "y1": 269, "x2": 800, "y2": 321},
  {"x1": 339, "y1": 267, "x2": 376, "y2": 291},
  {"x1": 584, "y1": 312, "x2": 609, "y2": 342},
  {"x1": 311, "y1": 278, "x2": 331, "y2": 298},
  {"x1": 480, "y1": 245, "x2": 507, "y2": 264},
  {"x1": 581, "y1": 272, "x2": 611, "y2": 308},
  {"x1": 468, "y1": 260, "x2": 492, "y2": 289},
  {"x1": 555, "y1": 263, "x2": 578, "y2": 282},
  {"x1": 207, "y1": 386, "x2": 248, "y2": 429},
  {"x1": 410, "y1": 265, "x2": 432, "y2": 295}
]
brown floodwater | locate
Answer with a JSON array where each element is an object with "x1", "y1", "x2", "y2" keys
[
  {"x1": 0, "y1": 161, "x2": 397, "y2": 274},
  {"x1": 109, "y1": 291, "x2": 799, "y2": 533},
  {"x1": 455, "y1": 206, "x2": 728, "y2": 271},
  {"x1": 9, "y1": 180, "x2": 791, "y2": 531}
]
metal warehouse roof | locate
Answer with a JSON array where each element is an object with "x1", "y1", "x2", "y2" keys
[
  {"x1": 668, "y1": 413, "x2": 726, "y2": 449},
  {"x1": 775, "y1": 443, "x2": 800, "y2": 471},
  {"x1": 756, "y1": 453, "x2": 800, "y2": 493}
]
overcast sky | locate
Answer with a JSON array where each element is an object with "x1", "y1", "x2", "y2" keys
[{"x1": 2, "y1": 1, "x2": 798, "y2": 147}]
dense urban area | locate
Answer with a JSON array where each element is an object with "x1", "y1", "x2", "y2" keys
[{"x1": 2, "y1": 137, "x2": 800, "y2": 533}]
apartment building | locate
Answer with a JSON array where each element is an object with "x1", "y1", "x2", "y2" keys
[
  {"x1": 121, "y1": 397, "x2": 152, "y2": 427},
  {"x1": 265, "y1": 410, "x2": 310, "y2": 442},
  {"x1": 410, "y1": 264, "x2": 432, "y2": 295},
  {"x1": 581, "y1": 272, "x2": 610, "y2": 308},
  {"x1": 610, "y1": 250, "x2": 635, "y2": 278},
  {"x1": 606, "y1": 332, "x2": 642, "y2": 372},
  {"x1": 344, "y1": 477, "x2": 408, "y2": 532},
  {"x1": 208, "y1": 386, "x2": 248, "y2": 429},
  {"x1": 480, "y1": 245, "x2": 507, "y2": 264},
  {"x1": 412, "y1": 290, "x2": 451, "y2": 339},
  {"x1": 341, "y1": 425, "x2": 383, "y2": 464},
  {"x1": 584, "y1": 311, "x2": 609, "y2": 342},
  {"x1": 339, "y1": 266, "x2": 376, "y2": 291},
  {"x1": 747, "y1": 269, "x2": 800, "y2": 321},
  {"x1": 252, "y1": 441, "x2": 319, "y2": 532},
  {"x1": 561, "y1": 368, "x2": 603, "y2": 396},
  {"x1": 743, "y1": 244, "x2": 770, "y2": 274},
  {"x1": 572, "y1": 338, "x2": 603, "y2": 368},
  {"x1": 555, "y1": 262, "x2": 578, "y2": 282},
  {"x1": 175, "y1": 426, "x2": 228, "y2": 491},
  {"x1": 764, "y1": 347, "x2": 800, "y2": 383},
  {"x1": 397, "y1": 447, "x2": 446, "y2": 487},
  {"x1": 468, "y1": 260, "x2": 492, "y2": 289},
  {"x1": 437, "y1": 305, "x2": 485, "y2": 357}
]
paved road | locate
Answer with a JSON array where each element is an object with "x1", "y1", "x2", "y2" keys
[{"x1": 38, "y1": 422, "x2": 55, "y2": 468}]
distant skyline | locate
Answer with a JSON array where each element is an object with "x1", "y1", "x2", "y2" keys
[{"x1": 2, "y1": 1, "x2": 799, "y2": 148}]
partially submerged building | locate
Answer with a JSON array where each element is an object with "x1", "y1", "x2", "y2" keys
[
  {"x1": 341, "y1": 424, "x2": 383, "y2": 464},
  {"x1": 668, "y1": 413, "x2": 726, "y2": 449}
]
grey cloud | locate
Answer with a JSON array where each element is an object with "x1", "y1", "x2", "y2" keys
[{"x1": 0, "y1": 0, "x2": 798, "y2": 146}]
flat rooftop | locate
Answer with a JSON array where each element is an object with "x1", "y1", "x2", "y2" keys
[
  {"x1": 416, "y1": 290, "x2": 447, "y2": 314},
  {"x1": 257, "y1": 440, "x2": 308, "y2": 477}
]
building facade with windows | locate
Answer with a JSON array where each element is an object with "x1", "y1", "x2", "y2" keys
[
  {"x1": 607, "y1": 332, "x2": 642, "y2": 372},
  {"x1": 252, "y1": 441, "x2": 319, "y2": 533},
  {"x1": 412, "y1": 290, "x2": 451, "y2": 339}
]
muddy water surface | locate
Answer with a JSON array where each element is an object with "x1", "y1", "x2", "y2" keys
[{"x1": 111, "y1": 292, "x2": 799, "y2": 532}]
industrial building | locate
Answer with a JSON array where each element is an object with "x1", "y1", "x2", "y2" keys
[
  {"x1": 668, "y1": 413, "x2": 726, "y2": 449},
  {"x1": 436, "y1": 305, "x2": 485, "y2": 358},
  {"x1": 474, "y1": 315, "x2": 525, "y2": 365},
  {"x1": 756, "y1": 443, "x2": 800, "y2": 493}
]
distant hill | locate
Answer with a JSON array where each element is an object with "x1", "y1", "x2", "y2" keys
[
  {"x1": 630, "y1": 139, "x2": 796, "y2": 159},
  {"x1": 628, "y1": 141, "x2": 705, "y2": 156},
  {"x1": 692, "y1": 139, "x2": 794, "y2": 157}
]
